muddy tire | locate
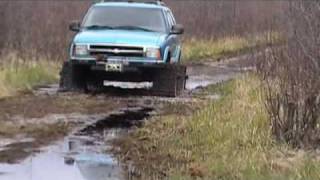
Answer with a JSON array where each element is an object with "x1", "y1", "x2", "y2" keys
[
  {"x1": 59, "y1": 61, "x2": 89, "y2": 92},
  {"x1": 152, "y1": 65, "x2": 187, "y2": 97},
  {"x1": 86, "y1": 71, "x2": 105, "y2": 92}
]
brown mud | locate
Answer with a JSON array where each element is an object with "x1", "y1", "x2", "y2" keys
[{"x1": 0, "y1": 54, "x2": 255, "y2": 180}]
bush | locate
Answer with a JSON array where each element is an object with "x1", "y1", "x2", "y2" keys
[{"x1": 258, "y1": 1, "x2": 320, "y2": 148}]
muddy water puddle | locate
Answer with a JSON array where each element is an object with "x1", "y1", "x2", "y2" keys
[
  {"x1": 186, "y1": 64, "x2": 241, "y2": 90},
  {"x1": 0, "y1": 107, "x2": 153, "y2": 180}
]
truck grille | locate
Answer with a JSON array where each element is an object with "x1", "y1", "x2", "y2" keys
[{"x1": 89, "y1": 45, "x2": 144, "y2": 57}]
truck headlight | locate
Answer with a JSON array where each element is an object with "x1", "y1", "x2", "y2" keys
[
  {"x1": 74, "y1": 44, "x2": 88, "y2": 56},
  {"x1": 146, "y1": 48, "x2": 161, "y2": 59}
]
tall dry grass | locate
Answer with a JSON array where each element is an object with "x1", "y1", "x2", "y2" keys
[
  {"x1": 182, "y1": 32, "x2": 281, "y2": 62},
  {"x1": 0, "y1": 54, "x2": 59, "y2": 97}
]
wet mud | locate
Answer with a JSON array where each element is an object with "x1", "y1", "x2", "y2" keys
[
  {"x1": 0, "y1": 107, "x2": 153, "y2": 180},
  {"x1": 0, "y1": 54, "x2": 255, "y2": 179}
]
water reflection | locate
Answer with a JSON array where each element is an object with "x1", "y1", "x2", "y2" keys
[
  {"x1": 0, "y1": 108, "x2": 153, "y2": 180},
  {"x1": 0, "y1": 134, "x2": 124, "y2": 180}
]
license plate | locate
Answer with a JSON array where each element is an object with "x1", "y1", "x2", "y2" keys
[{"x1": 105, "y1": 63, "x2": 123, "y2": 72}]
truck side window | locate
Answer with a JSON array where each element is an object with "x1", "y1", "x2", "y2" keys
[
  {"x1": 166, "y1": 11, "x2": 173, "y2": 28},
  {"x1": 168, "y1": 11, "x2": 176, "y2": 25}
]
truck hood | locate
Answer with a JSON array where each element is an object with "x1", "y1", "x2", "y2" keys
[{"x1": 73, "y1": 30, "x2": 167, "y2": 47}]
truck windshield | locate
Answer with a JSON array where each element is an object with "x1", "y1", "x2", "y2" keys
[{"x1": 82, "y1": 6, "x2": 166, "y2": 33}]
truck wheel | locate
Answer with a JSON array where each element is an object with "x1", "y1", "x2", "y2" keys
[
  {"x1": 152, "y1": 64, "x2": 187, "y2": 97},
  {"x1": 59, "y1": 61, "x2": 89, "y2": 92},
  {"x1": 86, "y1": 71, "x2": 105, "y2": 92}
]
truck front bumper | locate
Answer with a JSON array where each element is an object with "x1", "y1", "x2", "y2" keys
[{"x1": 70, "y1": 59, "x2": 168, "y2": 73}]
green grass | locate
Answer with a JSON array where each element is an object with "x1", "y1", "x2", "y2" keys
[
  {"x1": 120, "y1": 75, "x2": 320, "y2": 180},
  {"x1": 0, "y1": 55, "x2": 60, "y2": 97},
  {"x1": 182, "y1": 32, "x2": 281, "y2": 63}
]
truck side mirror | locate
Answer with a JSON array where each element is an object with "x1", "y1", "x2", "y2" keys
[
  {"x1": 170, "y1": 24, "x2": 184, "y2": 35},
  {"x1": 69, "y1": 21, "x2": 81, "y2": 32}
]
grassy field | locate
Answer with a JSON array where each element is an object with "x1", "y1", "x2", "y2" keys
[
  {"x1": 0, "y1": 55, "x2": 60, "y2": 97},
  {"x1": 182, "y1": 32, "x2": 281, "y2": 63},
  {"x1": 115, "y1": 74, "x2": 320, "y2": 180}
]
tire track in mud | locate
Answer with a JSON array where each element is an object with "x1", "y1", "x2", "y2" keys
[{"x1": 0, "y1": 54, "x2": 256, "y2": 180}]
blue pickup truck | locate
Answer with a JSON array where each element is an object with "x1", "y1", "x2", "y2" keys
[{"x1": 60, "y1": 0, "x2": 186, "y2": 96}]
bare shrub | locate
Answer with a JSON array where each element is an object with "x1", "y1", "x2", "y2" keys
[
  {"x1": 258, "y1": 1, "x2": 320, "y2": 148},
  {"x1": 0, "y1": 1, "x2": 91, "y2": 61},
  {"x1": 167, "y1": 0, "x2": 286, "y2": 39}
]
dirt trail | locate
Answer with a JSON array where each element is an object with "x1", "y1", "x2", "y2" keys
[{"x1": 0, "y1": 54, "x2": 255, "y2": 180}]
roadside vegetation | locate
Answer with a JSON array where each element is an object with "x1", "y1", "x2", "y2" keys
[
  {"x1": 0, "y1": 55, "x2": 59, "y2": 97},
  {"x1": 258, "y1": 1, "x2": 320, "y2": 148},
  {"x1": 115, "y1": 74, "x2": 320, "y2": 179},
  {"x1": 182, "y1": 32, "x2": 281, "y2": 63}
]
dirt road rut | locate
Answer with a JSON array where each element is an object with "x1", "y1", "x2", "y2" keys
[{"x1": 0, "y1": 54, "x2": 255, "y2": 180}]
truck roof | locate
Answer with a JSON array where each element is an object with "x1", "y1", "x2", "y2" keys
[{"x1": 94, "y1": 2, "x2": 167, "y2": 10}]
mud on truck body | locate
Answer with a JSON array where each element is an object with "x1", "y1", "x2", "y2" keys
[{"x1": 60, "y1": 0, "x2": 187, "y2": 97}]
